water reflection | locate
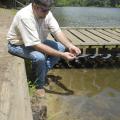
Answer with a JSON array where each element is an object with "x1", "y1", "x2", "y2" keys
[
  {"x1": 52, "y1": 7, "x2": 120, "y2": 27},
  {"x1": 47, "y1": 68, "x2": 120, "y2": 120},
  {"x1": 48, "y1": 68, "x2": 120, "y2": 95}
]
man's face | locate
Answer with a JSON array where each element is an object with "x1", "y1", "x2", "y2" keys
[{"x1": 33, "y1": 3, "x2": 51, "y2": 18}]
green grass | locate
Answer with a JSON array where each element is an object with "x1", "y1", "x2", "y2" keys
[
  {"x1": 25, "y1": 60, "x2": 37, "y2": 96},
  {"x1": 28, "y1": 81, "x2": 36, "y2": 96}
]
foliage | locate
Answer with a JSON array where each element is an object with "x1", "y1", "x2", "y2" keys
[
  {"x1": 25, "y1": 60, "x2": 37, "y2": 96},
  {"x1": 0, "y1": 0, "x2": 29, "y2": 8},
  {"x1": 54, "y1": 0, "x2": 120, "y2": 7},
  {"x1": 0, "y1": 0, "x2": 120, "y2": 7},
  {"x1": 28, "y1": 81, "x2": 36, "y2": 96}
]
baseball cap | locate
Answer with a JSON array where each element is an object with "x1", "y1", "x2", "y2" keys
[{"x1": 32, "y1": 0, "x2": 54, "y2": 7}]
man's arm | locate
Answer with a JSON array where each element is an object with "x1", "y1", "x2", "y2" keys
[
  {"x1": 53, "y1": 31, "x2": 81, "y2": 55},
  {"x1": 32, "y1": 31, "x2": 81, "y2": 61},
  {"x1": 47, "y1": 12, "x2": 81, "y2": 56},
  {"x1": 53, "y1": 31, "x2": 73, "y2": 48},
  {"x1": 32, "y1": 43, "x2": 75, "y2": 61}
]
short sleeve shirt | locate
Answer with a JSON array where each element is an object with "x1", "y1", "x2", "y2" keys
[{"x1": 7, "y1": 3, "x2": 61, "y2": 46}]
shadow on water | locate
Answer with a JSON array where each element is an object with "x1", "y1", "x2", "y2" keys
[
  {"x1": 44, "y1": 75, "x2": 74, "y2": 95},
  {"x1": 47, "y1": 68, "x2": 120, "y2": 120},
  {"x1": 47, "y1": 68, "x2": 120, "y2": 96}
]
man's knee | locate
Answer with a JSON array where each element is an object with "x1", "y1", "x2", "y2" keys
[
  {"x1": 31, "y1": 51, "x2": 46, "y2": 62},
  {"x1": 57, "y1": 42, "x2": 65, "y2": 52}
]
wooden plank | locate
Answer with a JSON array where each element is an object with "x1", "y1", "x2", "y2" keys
[
  {"x1": 96, "y1": 29, "x2": 120, "y2": 42},
  {"x1": 69, "y1": 29, "x2": 97, "y2": 44},
  {"x1": 61, "y1": 27, "x2": 120, "y2": 29},
  {"x1": 63, "y1": 30, "x2": 84, "y2": 45},
  {"x1": 87, "y1": 29, "x2": 120, "y2": 44},
  {"x1": 78, "y1": 29, "x2": 108, "y2": 45},
  {"x1": 0, "y1": 57, "x2": 33, "y2": 120},
  {"x1": 0, "y1": 81, "x2": 10, "y2": 120},
  {"x1": 62, "y1": 27, "x2": 120, "y2": 46},
  {"x1": 105, "y1": 29, "x2": 120, "y2": 37},
  {"x1": 47, "y1": 33, "x2": 54, "y2": 40},
  {"x1": 115, "y1": 29, "x2": 120, "y2": 33}
]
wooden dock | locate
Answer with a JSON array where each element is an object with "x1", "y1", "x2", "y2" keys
[
  {"x1": 48, "y1": 27, "x2": 120, "y2": 47},
  {"x1": 48, "y1": 27, "x2": 120, "y2": 55}
]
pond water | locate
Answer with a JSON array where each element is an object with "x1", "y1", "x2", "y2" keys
[
  {"x1": 46, "y1": 68, "x2": 120, "y2": 120},
  {"x1": 45, "y1": 7, "x2": 120, "y2": 120},
  {"x1": 52, "y1": 7, "x2": 120, "y2": 27}
]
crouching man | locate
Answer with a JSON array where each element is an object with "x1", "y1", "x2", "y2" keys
[{"x1": 7, "y1": 0, "x2": 81, "y2": 97}]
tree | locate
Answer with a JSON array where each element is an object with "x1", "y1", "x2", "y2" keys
[{"x1": 0, "y1": 0, "x2": 29, "y2": 8}]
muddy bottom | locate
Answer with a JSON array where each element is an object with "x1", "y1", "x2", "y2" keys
[{"x1": 45, "y1": 68, "x2": 120, "y2": 120}]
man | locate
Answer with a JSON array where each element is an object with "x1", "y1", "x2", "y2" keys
[{"x1": 7, "y1": 0, "x2": 81, "y2": 97}]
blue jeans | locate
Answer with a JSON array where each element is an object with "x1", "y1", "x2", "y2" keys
[{"x1": 8, "y1": 40, "x2": 65, "y2": 88}]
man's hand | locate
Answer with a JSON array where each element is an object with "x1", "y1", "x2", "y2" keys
[
  {"x1": 61, "y1": 52, "x2": 76, "y2": 61},
  {"x1": 69, "y1": 45, "x2": 81, "y2": 56}
]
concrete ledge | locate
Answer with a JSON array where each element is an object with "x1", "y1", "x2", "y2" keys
[{"x1": 0, "y1": 55, "x2": 33, "y2": 120}]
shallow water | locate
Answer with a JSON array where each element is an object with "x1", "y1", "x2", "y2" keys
[{"x1": 46, "y1": 68, "x2": 120, "y2": 120}]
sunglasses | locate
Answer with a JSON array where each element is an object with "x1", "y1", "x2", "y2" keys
[
  {"x1": 35, "y1": 4, "x2": 51, "y2": 12},
  {"x1": 41, "y1": 6, "x2": 51, "y2": 12}
]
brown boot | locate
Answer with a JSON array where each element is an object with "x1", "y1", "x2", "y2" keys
[{"x1": 35, "y1": 88, "x2": 45, "y2": 97}]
